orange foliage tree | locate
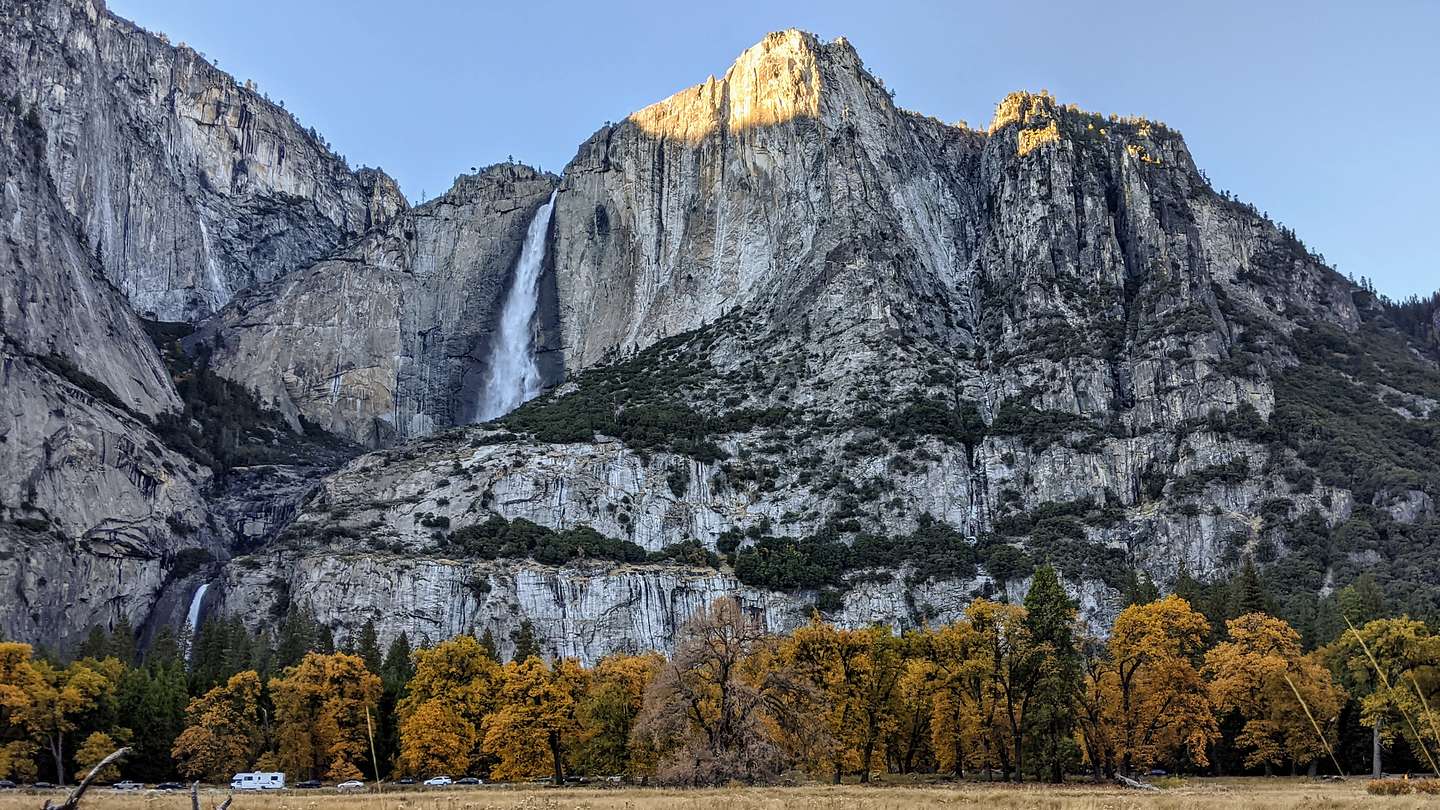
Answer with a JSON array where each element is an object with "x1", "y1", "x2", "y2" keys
[{"x1": 270, "y1": 652, "x2": 380, "y2": 780}]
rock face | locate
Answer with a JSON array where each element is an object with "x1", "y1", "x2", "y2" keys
[
  {"x1": 209, "y1": 30, "x2": 1438, "y2": 660},
  {"x1": 195, "y1": 165, "x2": 559, "y2": 447},
  {"x1": 3, "y1": 23, "x2": 1438, "y2": 660},
  {"x1": 0, "y1": 102, "x2": 220, "y2": 648},
  {"x1": 0, "y1": 0, "x2": 406, "y2": 321}
]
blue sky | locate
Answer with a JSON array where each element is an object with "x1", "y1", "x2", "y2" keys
[{"x1": 110, "y1": 0, "x2": 1438, "y2": 298}]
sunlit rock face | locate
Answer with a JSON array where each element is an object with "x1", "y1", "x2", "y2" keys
[
  {"x1": 211, "y1": 28, "x2": 1395, "y2": 660},
  {"x1": 194, "y1": 165, "x2": 559, "y2": 447},
  {"x1": 0, "y1": 0, "x2": 405, "y2": 320}
]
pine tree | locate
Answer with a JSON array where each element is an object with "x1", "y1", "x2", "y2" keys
[
  {"x1": 76, "y1": 626, "x2": 109, "y2": 661},
  {"x1": 1337, "y1": 573, "x2": 1386, "y2": 625},
  {"x1": 1123, "y1": 570, "x2": 1160, "y2": 606},
  {"x1": 479, "y1": 628, "x2": 498, "y2": 661},
  {"x1": 109, "y1": 617, "x2": 136, "y2": 666},
  {"x1": 511, "y1": 621, "x2": 541, "y2": 662},
  {"x1": 1231, "y1": 557, "x2": 1269, "y2": 618},
  {"x1": 355, "y1": 620, "x2": 383, "y2": 674},
  {"x1": 1023, "y1": 566, "x2": 1080, "y2": 783}
]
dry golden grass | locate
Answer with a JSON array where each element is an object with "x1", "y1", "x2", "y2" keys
[{"x1": 2, "y1": 779, "x2": 1437, "y2": 810}]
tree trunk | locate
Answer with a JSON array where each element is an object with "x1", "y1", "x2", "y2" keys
[
  {"x1": 52, "y1": 735, "x2": 65, "y2": 786},
  {"x1": 1307, "y1": 760, "x2": 1318, "y2": 777},
  {"x1": 1373, "y1": 720, "x2": 1383, "y2": 778},
  {"x1": 832, "y1": 760, "x2": 842, "y2": 785},
  {"x1": 860, "y1": 737, "x2": 874, "y2": 784},
  {"x1": 548, "y1": 731, "x2": 564, "y2": 785}
]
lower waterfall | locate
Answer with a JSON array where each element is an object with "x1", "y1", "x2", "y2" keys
[
  {"x1": 184, "y1": 582, "x2": 208, "y2": 661},
  {"x1": 477, "y1": 189, "x2": 558, "y2": 421}
]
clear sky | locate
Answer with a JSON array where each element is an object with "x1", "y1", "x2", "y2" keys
[{"x1": 108, "y1": 0, "x2": 1438, "y2": 299}]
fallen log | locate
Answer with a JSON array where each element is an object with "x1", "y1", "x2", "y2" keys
[
  {"x1": 42, "y1": 748, "x2": 131, "y2": 810},
  {"x1": 1114, "y1": 773, "x2": 1161, "y2": 792}
]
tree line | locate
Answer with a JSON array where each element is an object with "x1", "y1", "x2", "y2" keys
[{"x1": 0, "y1": 565, "x2": 1437, "y2": 786}]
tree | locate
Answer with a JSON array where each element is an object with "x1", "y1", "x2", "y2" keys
[
  {"x1": 116, "y1": 636, "x2": 188, "y2": 781},
  {"x1": 967, "y1": 598, "x2": 1041, "y2": 781},
  {"x1": 0, "y1": 644, "x2": 119, "y2": 784},
  {"x1": 396, "y1": 635, "x2": 499, "y2": 777},
  {"x1": 172, "y1": 671, "x2": 265, "y2": 781},
  {"x1": 483, "y1": 657, "x2": 589, "y2": 783},
  {"x1": 270, "y1": 653, "x2": 380, "y2": 780},
  {"x1": 1204, "y1": 613, "x2": 1344, "y2": 774},
  {"x1": 781, "y1": 621, "x2": 905, "y2": 783},
  {"x1": 1091, "y1": 595, "x2": 1218, "y2": 775},
  {"x1": 354, "y1": 620, "x2": 383, "y2": 674},
  {"x1": 1024, "y1": 565, "x2": 1081, "y2": 783},
  {"x1": 1323, "y1": 617, "x2": 1440, "y2": 777},
  {"x1": 573, "y1": 653, "x2": 662, "y2": 778},
  {"x1": 74, "y1": 731, "x2": 123, "y2": 783},
  {"x1": 632, "y1": 600, "x2": 812, "y2": 785},
  {"x1": 512, "y1": 621, "x2": 541, "y2": 662},
  {"x1": 1231, "y1": 558, "x2": 1270, "y2": 617}
]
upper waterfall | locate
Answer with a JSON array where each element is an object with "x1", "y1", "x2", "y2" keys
[{"x1": 477, "y1": 189, "x2": 558, "y2": 421}]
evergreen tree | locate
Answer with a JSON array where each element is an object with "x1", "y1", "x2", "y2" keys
[
  {"x1": 376, "y1": 632, "x2": 414, "y2": 778},
  {"x1": 76, "y1": 626, "x2": 110, "y2": 661},
  {"x1": 1123, "y1": 570, "x2": 1160, "y2": 607},
  {"x1": 479, "y1": 628, "x2": 498, "y2": 661},
  {"x1": 511, "y1": 620, "x2": 541, "y2": 662},
  {"x1": 1023, "y1": 565, "x2": 1080, "y2": 783},
  {"x1": 1231, "y1": 557, "x2": 1270, "y2": 618},
  {"x1": 355, "y1": 620, "x2": 383, "y2": 674},
  {"x1": 275, "y1": 606, "x2": 318, "y2": 669},
  {"x1": 109, "y1": 617, "x2": 137, "y2": 666},
  {"x1": 1337, "y1": 573, "x2": 1386, "y2": 625}
]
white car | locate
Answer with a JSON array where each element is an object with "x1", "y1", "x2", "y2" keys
[
  {"x1": 423, "y1": 776, "x2": 452, "y2": 787},
  {"x1": 336, "y1": 780, "x2": 364, "y2": 791},
  {"x1": 112, "y1": 782, "x2": 144, "y2": 791}
]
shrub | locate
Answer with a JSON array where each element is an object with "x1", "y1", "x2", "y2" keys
[{"x1": 1366, "y1": 779, "x2": 1413, "y2": 796}]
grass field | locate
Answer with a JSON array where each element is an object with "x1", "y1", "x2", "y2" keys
[{"x1": 1, "y1": 779, "x2": 1436, "y2": 810}]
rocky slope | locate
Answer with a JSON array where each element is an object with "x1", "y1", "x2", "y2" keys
[
  {"x1": 210, "y1": 31, "x2": 1440, "y2": 660},
  {"x1": 0, "y1": 100, "x2": 221, "y2": 647},
  {"x1": 3, "y1": 21, "x2": 1437, "y2": 660},
  {"x1": 0, "y1": 0, "x2": 406, "y2": 321},
  {"x1": 194, "y1": 165, "x2": 559, "y2": 447}
]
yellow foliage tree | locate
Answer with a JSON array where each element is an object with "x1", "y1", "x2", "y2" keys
[
  {"x1": 1091, "y1": 595, "x2": 1218, "y2": 775},
  {"x1": 0, "y1": 643, "x2": 118, "y2": 784},
  {"x1": 483, "y1": 657, "x2": 589, "y2": 783},
  {"x1": 73, "y1": 731, "x2": 123, "y2": 783},
  {"x1": 172, "y1": 670, "x2": 265, "y2": 781},
  {"x1": 270, "y1": 653, "x2": 380, "y2": 780},
  {"x1": 1204, "y1": 613, "x2": 1344, "y2": 774},
  {"x1": 574, "y1": 653, "x2": 662, "y2": 778},
  {"x1": 396, "y1": 634, "x2": 502, "y2": 777},
  {"x1": 781, "y1": 620, "x2": 905, "y2": 783},
  {"x1": 1323, "y1": 617, "x2": 1440, "y2": 775}
]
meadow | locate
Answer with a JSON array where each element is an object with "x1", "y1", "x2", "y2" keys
[{"x1": 2, "y1": 779, "x2": 1436, "y2": 810}]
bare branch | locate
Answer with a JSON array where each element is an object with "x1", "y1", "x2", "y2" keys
[{"x1": 42, "y1": 747, "x2": 131, "y2": 810}]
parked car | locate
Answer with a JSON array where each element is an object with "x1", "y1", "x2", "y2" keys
[
  {"x1": 33, "y1": 782, "x2": 55, "y2": 789},
  {"x1": 295, "y1": 780, "x2": 322, "y2": 789},
  {"x1": 395, "y1": 777, "x2": 417, "y2": 785},
  {"x1": 336, "y1": 781, "x2": 364, "y2": 791},
  {"x1": 0, "y1": 780, "x2": 16, "y2": 790},
  {"x1": 1148, "y1": 768, "x2": 1168, "y2": 777},
  {"x1": 113, "y1": 781, "x2": 144, "y2": 791},
  {"x1": 455, "y1": 777, "x2": 481, "y2": 785},
  {"x1": 156, "y1": 783, "x2": 184, "y2": 791},
  {"x1": 423, "y1": 776, "x2": 452, "y2": 786}
]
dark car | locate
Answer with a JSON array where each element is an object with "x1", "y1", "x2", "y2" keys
[
  {"x1": 155, "y1": 782, "x2": 184, "y2": 791},
  {"x1": 1148, "y1": 768, "x2": 1168, "y2": 777},
  {"x1": 396, "y1": 778, "x2": 417, "y2": 785},
  {"x1": 455, "y1": 777, "x2": 481, "y2": 785},
  {"x1": 33, "y1": 782, "x2": 55, "y2": 789},
  {"x1": 0, "y1": 780, "x2": 16, "y2": 790},
  {"x1": 296, "y1": 780, "x2": 323, "y2": 789}
]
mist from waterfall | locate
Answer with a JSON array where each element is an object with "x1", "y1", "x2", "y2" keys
[{"x1": 477, "y1": 189, "x2": 558, "y2": 421}]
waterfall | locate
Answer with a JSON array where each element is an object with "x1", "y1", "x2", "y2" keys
[
  {"x1": 184, "y1": 583, "x2": 208, "y2": 661},
  {"x1": 477, "y1": 189, "x2": 558, "y2": 421}
]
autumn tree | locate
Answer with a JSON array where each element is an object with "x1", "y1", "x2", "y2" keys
[
  {"x1": 1091, "y1": 595, "x2": 1218, "y2": 775},
  {"x1": 632, "y1": 600, "x2": 812, "y2": 785},
  {"x1": 573, "y1": 653, "x2": 662, "y2": 778},
  {"x1": 0, "y1": 644, "x2": 119, "y2": 784},
  {"x1": 1204, "y1": 613, "x2": 1344, "y2": 774},
  {"x1": 396, "y1": 634, "x2": 499, "y2": 777},
  {"x1": 74, "y1": 731, "x2": 124, "y2": 782},
  {"x1": 968, "y1": 598, "x2": 1041, "y2": 781},
  {"x1": 923, "y1": 617, "x2": 993, "y2": 778},
  {"x1": 483, "y1": 657, "x2": 589, "y2": 783},
  {"x1": 1323, "y1": 617, "x2": 1440, "y2": 777},
  {"x1": 270, "y1": 652, "x2": 380, "y2": 780},
  {"x1": 172, "y1": 670, "x2": 266, "y2": 781}
]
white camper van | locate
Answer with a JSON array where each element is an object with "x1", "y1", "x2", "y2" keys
[{"x1": 230, "y1": 772, "x2": 285, "y2": 791}]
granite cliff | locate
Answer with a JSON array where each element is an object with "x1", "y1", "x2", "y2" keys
[{"x1": 2, "y1": 18, "x2": 1437, "y2": 661}]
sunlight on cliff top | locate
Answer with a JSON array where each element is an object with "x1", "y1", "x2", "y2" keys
[{"x1": 628, "y1": 29, "x2": 823, "y2": 144}]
